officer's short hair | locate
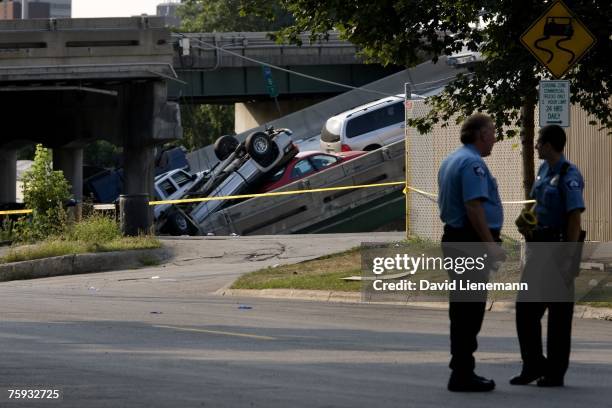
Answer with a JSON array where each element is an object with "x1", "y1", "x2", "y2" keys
[
  {"x1": 460, "y1": 113, "x2": 493, "y2": 144},
  {"x1": 538, "y1": 125, "x2": 566, "y2": 152}
]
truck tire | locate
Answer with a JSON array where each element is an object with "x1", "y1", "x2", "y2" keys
[
  {"x1": 246, "y1": 131, "x2": 276, "y2": 167},
  {"x1": 167, "y1": 212, "x2": 190, "y2": 236},
  {"x1": 214, "y1": 135, "x2": 239, "y2": 161}
]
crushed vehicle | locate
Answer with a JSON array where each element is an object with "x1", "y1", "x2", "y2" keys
[
  {"x1": 156, "y1": 127, "x2": 298, "y2": 236},
  {"x1": 153, "y1": 168, "x2": 210, "y2": 235}
]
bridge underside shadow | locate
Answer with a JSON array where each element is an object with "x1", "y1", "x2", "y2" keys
[
  {"x1": 171, "y1": 64, "x2": 403, "y2": 104},
  {"x1": 0, "y1": 17, "x2": 181, "y2": 235}
]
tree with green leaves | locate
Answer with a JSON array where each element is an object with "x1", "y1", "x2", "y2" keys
[
  {"x1": 179, "y1": 0, "x2": 293, "y2": 32},
  {"x1": 176, "y1": 0, "x2": 295, "y2": 151},
  {"x1": 84, "y1": 140, "x2": 121, "y2": 169},
  {"x1": 240, "y1": 0, "x2": 611, "y2": 197},
  {"x1": 180, "y1": 104, "x2": 236, "y2": 151}
]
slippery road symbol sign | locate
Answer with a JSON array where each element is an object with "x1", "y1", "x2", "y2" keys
[{"x1": 521, "y1": 0, "x2": 596, "y2": 78}]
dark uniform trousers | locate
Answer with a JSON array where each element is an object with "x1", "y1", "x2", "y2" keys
[
  {"x1": 516, "y1": 228, "x2": 575, "y2": 380},
  {"x1": 515, "y1": 302, "x2": 574, "y2": 379},
  {"x1": 442, "y1": 224, "x2": 501, "y2": 374}
]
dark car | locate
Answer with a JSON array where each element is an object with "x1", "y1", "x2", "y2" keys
[{"x1": 260, "y1": 150, "x2": 367, "y2": 193}]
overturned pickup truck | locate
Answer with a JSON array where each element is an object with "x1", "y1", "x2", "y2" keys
[{"x1": 155, "y1": 127, "x2": 298, "y2": 235}]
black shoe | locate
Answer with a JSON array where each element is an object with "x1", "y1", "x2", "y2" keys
[
  {"x1": 448, "y1": 372, "x2": 496, "y2": 392},
  {"x1": 537, "y1": 377, "x2": 564, "y2": 387},
  {"x1": 510, "y1": 371, "x2": 542, "y2": 385}
]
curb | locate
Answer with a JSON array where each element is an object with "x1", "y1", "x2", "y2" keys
[
  {"x1": 219, "y1": 288, "x2": 612, "y2": 321},
  {"x1": 0, "y1": 247, "x2": 173, "y2": 282}
]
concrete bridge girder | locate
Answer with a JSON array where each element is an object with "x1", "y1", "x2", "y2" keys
[
  {"x1": 174, "y1": 32, "x2": 361, "y2": 70},
  {"x1": 0, "y1": 17, "x2": 182, "y2": 235}
]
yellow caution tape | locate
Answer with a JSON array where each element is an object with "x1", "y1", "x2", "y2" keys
[
  {"x1": 3, "y1": 182, "x2": 537, "y2": 213},
  {"x1": 404, "y1": 185, "x2": 437, "y2": 198},
  {"x1": 402, "y1": 186, "x2": 536, "y2": 205},
  {"x1": 0, "y1": 209, "x2": 33, "y2": 216},
  {"x1": 93, "y1": 204, "x2": 116, "y2": 210},
  {"x1": 149, "y1": 181, "x2": 406, "y2": 205}
]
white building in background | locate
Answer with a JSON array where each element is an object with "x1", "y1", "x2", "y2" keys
[{"x1": 15, "y1": 160, "x2": 33, "y2": 203}]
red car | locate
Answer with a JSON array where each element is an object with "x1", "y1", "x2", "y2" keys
[{"x1": 260, "y1": 150, "x2": 367, "y2": 193}]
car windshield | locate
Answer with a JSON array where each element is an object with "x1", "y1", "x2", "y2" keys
[
  {"x1": 172, "y1": 171, "x2": 192, "y2": 187},
  {"x1": 310, "y1": 154, "x2": 338, "y2": 170},
  {"x1": 159, "y1": 179, "x2": 177, "y2": 196},
  {"x1": 291, "y1": 159, "x2": 315, "y2": 179}
]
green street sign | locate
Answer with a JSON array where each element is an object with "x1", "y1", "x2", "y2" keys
[{"x1": 261, "y1": 66, "x2": 279, "y2": 98}]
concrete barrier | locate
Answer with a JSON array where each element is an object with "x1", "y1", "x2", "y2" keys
[{"x1": 0, "y1": 247, "x2": 172, "y2": 282}]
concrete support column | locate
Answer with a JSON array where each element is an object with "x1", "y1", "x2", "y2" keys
[
  {"x1": 119, "y1": 80, "x2": 179, "y2": 236},
  {"x1": 121, "y1": 143, "x2": 155, "y2": 236},
  {"x1": 0, "y1": 149, "x2": 17, "y2": 204},
  {"x1": 123, "y1": 144, "x2": 155, "y2": 196},
  {"x1": 53, "y1": 147, "x2": 83, "y2": 221}
]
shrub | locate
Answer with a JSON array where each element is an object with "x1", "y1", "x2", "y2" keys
[
  {"x1": 18, "y1": 144, "x2": 71, "y2": 242},
  {"x1": 68, "y1": 214, "x2": 121, "y2": 243}
]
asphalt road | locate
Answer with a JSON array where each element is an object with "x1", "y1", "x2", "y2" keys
[{"x1": 1, "y1": 233, "x2": 611, "y2": 408}]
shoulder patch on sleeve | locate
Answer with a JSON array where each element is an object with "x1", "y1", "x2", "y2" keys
[
  {"x1": 472, "y1": 163, "x2": 486, "y2": 177},
  {"x1": 566, "y1": 178, "x2": 581, "y2": 190}
]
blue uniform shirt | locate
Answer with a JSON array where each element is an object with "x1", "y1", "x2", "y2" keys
[
  {"x1": 438, "y1": 144, "x2": 503, "y2": 229},
  {"x1": 531, "y1": 155, "x2": 585, "y2": 229}
]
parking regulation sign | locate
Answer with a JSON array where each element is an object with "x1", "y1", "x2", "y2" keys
[{"x1": 539, "y1": 80, "x2": 570, "y2": 127}]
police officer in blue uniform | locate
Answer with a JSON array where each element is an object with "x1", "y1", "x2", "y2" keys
[
  {"x1": 511, "y1": 125, "x2": 585, "y2": 387},
  {"x1": 438, "y1": 113, "x2": 506, "y2": 392}
]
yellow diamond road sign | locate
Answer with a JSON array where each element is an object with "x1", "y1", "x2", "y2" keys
[{"x1": 521, "y1": 0, "x2": 597, "y2": 78}]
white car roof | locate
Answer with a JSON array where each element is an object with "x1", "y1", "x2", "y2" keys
[{"x1": 328, "y1": 93, "x2": 424, "y2": 122}]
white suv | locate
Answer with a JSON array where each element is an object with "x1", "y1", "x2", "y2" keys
[{"x1": 320, "y1": 93, "x2": 423, "y2": 153}]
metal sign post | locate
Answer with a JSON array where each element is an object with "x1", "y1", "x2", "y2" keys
[{"x1": 404, "y1": 83, "x2": 412, "y2": 239}]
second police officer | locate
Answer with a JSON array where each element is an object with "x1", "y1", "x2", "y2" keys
[{"x1": 511, "y1": 124, "x2": 586, "y2": 387}]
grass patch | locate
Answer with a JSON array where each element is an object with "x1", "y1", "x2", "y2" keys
[
  {"x1": 1, "y1": 237, "x2": 161, "y2": 264},
  {"x1": 232, "y1": 247, "x2": 362, "y2": 292},
  {"x1": 232, "y1": 238, "x2": 439, "y2": 292},
  {"x1": 232, "y1": 238, "x2": 612, "y2": 311},
  {"x1": 579, "y1": 302, "x2": 612, "y2": 308},
  {"x1": 0, "y1": 215, "x2": 161, "y2": 264}
]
